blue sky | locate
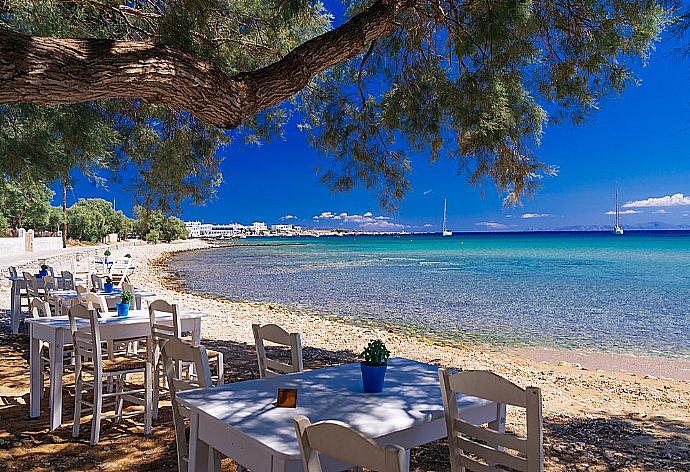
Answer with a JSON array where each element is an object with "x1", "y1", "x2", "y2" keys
[{"x1": 63, "y1": 5, "x2": 690, "y2": 232}]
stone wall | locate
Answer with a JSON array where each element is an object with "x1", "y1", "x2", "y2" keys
[{"x1": 0, "y1": 235, "x2": 62, "y2": 256}]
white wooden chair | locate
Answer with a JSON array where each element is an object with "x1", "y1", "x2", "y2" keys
[
  {"x1": 61, "y1": 270, "x2": 76, "y2": 290},
  {"x1": 91, "y1": 273, "x2": 105, "y2": 290},
  {"x1": 11, "y1": 266, "x2": 29, "y2": 311},
  {"x1": 69, "y1": 304, "x2": 152, "y2": 445},
  {"x1": 83, "y1": 292, "x2": 109, "y2": 314},
  {"x1": 293, "y1": 416, "x2": 408, "y2": 472},
  {"x1": 42, "y1": 275, "x2": 60, "y2": 314},
  {"x1": 161, "y1": 338, "x2": 213, "y2": 472},
  {"x1": 108, "y1": 259, "x2": 131, "y2": 287},
  {"x1": 438, "y1": 369, "x2": 544, "y2": 472},
  {"x1": 22, "y1": 272, "x2": 40, "y2": 299},
  {"x1": 252, "y1": 323, "x2": 303, "y2": 378},
  {"x1": 30, "y1": 298, "x2": 74, "y2": 397},
  {"x1": 148, "y1": 299, "x2": 224, "y2": 418},
  {"x1": 30, "y1": 298, "x2": 53, "y2": 397}
]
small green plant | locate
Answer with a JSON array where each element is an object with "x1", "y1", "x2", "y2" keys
[
  {"x1": 40, "y1": 264, "x2": 49, "y2": 270},
  {"x1": 104, "y1": 276, "x2": 112, "y2": 284},
  {"x1": 361, "y1": 340, "x2": 390, "y2": 366},
  {"x1": 104, "y1": 249, "x2": 111, "y2": 256},
  {"x1": 124, "y1": 253, "x2": 132, "y2": 258},
  {"x1": 120, "y1": 290, "x2": 134, "y2": 305}
]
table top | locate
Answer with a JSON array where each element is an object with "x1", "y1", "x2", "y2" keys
[
  {"x1": 25, "y1": 309, "x2": 206, "y2": 329},
  {"x1": 176, "y1": 357, "x2": 492, "y2": 458},
  {"x1": 50, "y1": 288, "x2": 156, "y2": 299},
  {"x1": 6, "y1": 275, "x2": 83, "y2": 282}
]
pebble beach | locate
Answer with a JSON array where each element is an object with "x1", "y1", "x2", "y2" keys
[{"x1": 1, "y1": 239, "x2": 689, "y2": 471}]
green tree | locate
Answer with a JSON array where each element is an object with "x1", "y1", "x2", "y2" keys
[
  {"x1": 134, "y1": 206, "x2": 188, "y2": 243},
  {"x1": 67, "y1": 198, "x2": 133, "y2": 243},
  {"x1": 0, "y1": 1, "x2": 671, "y2": 207},
  {"x1": 0, "y1": 176, "x2": 55, "y2": 230}
]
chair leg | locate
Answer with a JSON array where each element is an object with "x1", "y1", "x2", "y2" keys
[
  {"x1": 72, "y1": 369, "x2": 83, "y2": 438},
  {"x1": 90, "y1": 376, "x2": 103, "y2": 446},
  {"x1": 152, "y1": 357, "x2": 160, "y2": 420},
  {"x1": 114, "y1": 376, "x2": 124, "y2": 423},
  {"x1": 144, "y1": 362, "x2": 152, "y2": 435},
  {"x1": 216, "y1": 354, "x2": 224, "y2": 386}
]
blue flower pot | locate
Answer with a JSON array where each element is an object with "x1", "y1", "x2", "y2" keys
[
  {"x1": 360, "y1": 362, "x2": 387, "y2": 393},
  {"x1": 103, "y1": 282, "x2": 114, "y2": 293},
  {"x1": 38, "y1": 269, "x2": 48, "y2": 277},
  {"x1": 116, "y1": 302, "x2": 130, "y2": 317}
]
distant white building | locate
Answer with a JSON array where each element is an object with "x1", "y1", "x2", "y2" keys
[
  {"x1": 185, "y1": 221, "x2": 213, "y2": 238},
  {"x1": 250, "y1": 222, "x2": 268, "y2": 234},
  {"x1": 271, "y1": 224, "x2": 302, "y2": 233},
  {"x1": 185, "y1": 221, "x2": 243, "y2": 238}
]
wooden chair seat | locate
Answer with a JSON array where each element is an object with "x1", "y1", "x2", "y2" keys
[
  {"x1": 83, "y1": 356, "x2": 147, "y2": 373},
  {"x1": 206, "y1": 349, "x2": 222, "y2": 358}
]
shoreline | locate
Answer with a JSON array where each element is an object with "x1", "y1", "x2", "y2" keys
[{"x1": 161, "y1": 243, "x2": 690, "y2": 382}]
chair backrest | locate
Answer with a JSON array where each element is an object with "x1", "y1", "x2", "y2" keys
[
  {"x1": 75, "y1": 284, "x2": 88, "y2": 301},
  {"x1": 23, "y1": 271, "x2": 38, "y2": 295},
  {"x1": 149, "y1": 299, "x2": 183, "y2": 342},
  {"x1": 252, "y1": 323, "x2": 303, "y2": 378},
  {"x1": 161, "y1": 338, "x2": 212, "y2": 472},
  {"x1": 68, "y1": 304, "x2": 103, "y2": 370},
  {"x1": 42, "y1": 275, "x2": 57, "y2": 298},
  {"x1": 30, "y1": 297, "x2": 51, "y2": 318},
  {"x1": 122, "y1": 280, "x2": 135, "y2": 293},
  {"x1": 109, "y1": 258, "x2": 130, "y2": 272},
  {"x1": 294, "y1": 416, "x2": 407, "y2": 472},
  {"x1": 91, "y1": 273, "x2": 104, "y2": 290},
  {"x1": 83, "y1": 292, "x2": 109, "y2": 314},
  {"x1": 438, "y1": 369, "x2": 544, "y2": 472},
  {"x1": 61, "y1": 270, "x2": 75, "y2": 290}
]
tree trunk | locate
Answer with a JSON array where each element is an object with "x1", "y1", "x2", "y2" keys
[
  {"x1": 62, "y1": 181, "x2": 68, "y2": 248},
  {"x1": 0, "y1": 0, "x2": 414, "y2": 129}
]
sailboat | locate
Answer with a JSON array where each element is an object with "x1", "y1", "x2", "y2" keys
[
  {"x1": 612, "y1": 190, "x2": 624, "y2": 235},
  {"x1": 442, "y1": 199, "x2": 452, "y2": 236}
]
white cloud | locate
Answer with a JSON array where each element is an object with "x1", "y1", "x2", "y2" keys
[
  {"x1": 623, "y1": 193, "x2": 690, "y2": 208},
  {"x1": 652, "y1": 209, "x2": 667, "y2": 214},
  {"x1": 361, "y1": 221, "x2": 405, "y2": 231},
  {"x1": 280, "y1": 214, "x2": 297, "y2": 220},
  {"x1": 423, "y1": 189, "x2": 433, "y2": 196},
  {"x1": 313, "y1": 210, "x2": 400, "y2": 230},
  {"x1": 423, "y1": 224, "x2": 433, "y2": 228},
  {"x1": 475, "y1": 221, "x2": 509, "y2": 229},
  {"x1": 605, "y1": 209, "x2": 640, "y2": 215},
  {"x1": 521, "y1": 213, "x2": 551, "y2": 219}
]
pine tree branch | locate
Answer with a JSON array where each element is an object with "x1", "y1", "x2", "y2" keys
[{"x1": 0, "y1": 0, "x2": 415, "y2": 129}]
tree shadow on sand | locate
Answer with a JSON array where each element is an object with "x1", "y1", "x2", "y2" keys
[{"x1": 1, "y1": 326, "x2": 689, "y2": 472}]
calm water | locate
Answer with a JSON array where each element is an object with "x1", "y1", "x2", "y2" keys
[{"x1": 169, "y1": 232, "x2": 690, "y2": 357}]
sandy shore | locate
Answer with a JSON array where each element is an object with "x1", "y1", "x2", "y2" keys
[{"x1": 1, "y1": 239, "x2": 689, "y2": 470}]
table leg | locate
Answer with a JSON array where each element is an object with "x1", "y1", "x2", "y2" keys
[
  {"x1": 29, "y1": 326, "x2": 42, "y2": 418},
  {"x1": 135, "y1": 295, "x2": 142, "y2": 310},
  {"x1": 189, "y1": 412, "x2": 210, "y2": 472},
  {"x1": 271, "y1": 457, "x2": 288, "y2": 472},
  {"x1": 11, "y1": 280, "x2": 20, "y2": 334},
  {"x1": 192, "y1": 318, "x2": 202, "y2": 345},
  {"x1": 49, "y1": 334, "x2": 65, "y2": 430}
]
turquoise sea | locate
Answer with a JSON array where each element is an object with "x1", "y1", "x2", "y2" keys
[{"x1": 168, "y1": 231, "x2": 690, "y2": 358}]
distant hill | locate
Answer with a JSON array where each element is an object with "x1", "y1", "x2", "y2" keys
[{"x1": 552, "y1": 222, "x2": 690, "y2": 232}]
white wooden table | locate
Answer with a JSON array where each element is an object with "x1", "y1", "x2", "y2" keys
[
  {"x1": 176, "y1": 357, "x2": 503, "y2": 472},
  {"x1": 51, "y1": 287, "x2": 156, "y2": 312},
  {"x1": 7, "y1": 275, "x2": 83, "y2": 334},
  {"x1": 26, "y1": 309, "x2": 205, "y2": 431}
]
